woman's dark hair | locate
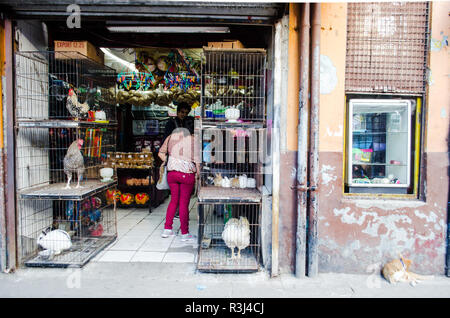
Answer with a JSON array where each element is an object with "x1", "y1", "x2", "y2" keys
[{"x1": 177, "y1": 102, "x2": 191, "y2": 113}]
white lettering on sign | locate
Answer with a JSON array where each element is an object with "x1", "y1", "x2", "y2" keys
[{"x1": 66, "y1": 4, "x2": 81, "y2": 29}]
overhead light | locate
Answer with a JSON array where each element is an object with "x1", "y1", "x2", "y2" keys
[
  {"x1": 100, "y1": 48, "x2": 137, "y2": 72},
  {"x1": 106, "y1": 26, "x2": 230, "y2": 34}
]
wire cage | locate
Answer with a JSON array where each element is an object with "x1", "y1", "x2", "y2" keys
[
  {"x1": 196, "y1": 124, "x2": 267, "y2": 203},
  {"x1": 16, "y1": 125, "x2": 118, "y2": 267},
  {"x1": 15, "y1": 51, "x2": 117, "y2": 122},
  {"x1": 14, "y1": 50, "x2": 118, "y2": 267},
  {"x1": 197, "y1": 202, "x2": 261, "y2": 273},
  {"x1": 201, "y1": 48, "x2": 266, "y2": 122},
  {"x1": 18, "y1": 190, "x2": 117, "y2": 267},
  {"x1": 16, "y1": 126, "x2": 117, "y2": 192}
]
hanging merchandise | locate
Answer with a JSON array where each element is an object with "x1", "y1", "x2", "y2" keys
[
  {"x1": 117, "y1": 71, "x2": 156, "y2": 91},
  {"x1": 162, "y1": 49, "x2": 200, "y2": 91},
  {"x1": 135, "y1": 48, "x2": 201, "y2": 90},
  {"x1": 135, "y1": 51, "x2": 157, "y2": 73},
  {"x1": 83, "y1": 128, "x2": 104, "y2": 158}
]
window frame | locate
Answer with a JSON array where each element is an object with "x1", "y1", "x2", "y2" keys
[{"x1": 343, "y1": 96, "x2": 422, "y2": 198}]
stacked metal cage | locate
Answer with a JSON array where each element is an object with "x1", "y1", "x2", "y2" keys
[
  {"x1": 15, "y1": 51, "x2": 118, "y2": 267},
  {"x1": 196, "y1": 48, "x2": 267, "y2": 273},
  {"x1": 201, "y1": 49, "x2": 266, "y2": 122}
]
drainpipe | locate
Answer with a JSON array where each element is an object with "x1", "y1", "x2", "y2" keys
[
  {"x1": 307, "y1": 3, "x2": 321, "y2": 277},
  {"x1": 3, "y1": 18, "x2": 16, "y2": 272},
  {"x1": 271, "y1": 17, "x2": 282, "y2": 278},
  {"x1": 0, "y1": 17, "x2": 6, "y2": 273},
  {"x1": 294, "y1": 2, "x2": 310, "y2": 278}
]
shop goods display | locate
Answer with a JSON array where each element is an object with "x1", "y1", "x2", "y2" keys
[
  {"x1": 116, "y1": 171, "x2": 155, "y2": 209},
  {"x1": 120, "y1": 193, "x2": 135, "y2": 205},
  {"x1": 115, "y1": 48, "x2": 201, "y2": 107},
  {"x1": 347, "y1": 99, "x2": 412, "y2": 193},
  {"x1": 135, "y1": 193, "x2": 150, "y2": 205},
  {"x1": 116, "y1": 85, "x2": 201, "y2": 106},
  {"x1": 15, "y1": 51, "x2": 118, "y2": 267},
  {"x1": 125, "y1": 177, "x2": 151, "y2": 186},
  {"x1": 100, "y1": 87, "x2": 118, "y2": 104},
  {"x1": 99, "y1": 167, "x2": 114, "y2": 182},
  {"x1": 196, "y1": 49, "x2": 266, "y2": 273},
  {"x1": 106, "y1": 189, "x2": 120, "y2": 204},
  {"x1": 209, "y1": 173, "x2": 256, "y2": 189},
  {"x1": 105, "y1": 152, "x2": 154, "y2": 169}
]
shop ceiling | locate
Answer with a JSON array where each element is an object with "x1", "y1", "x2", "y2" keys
[{"x1": 0, "y1": 1, "x2": 286, "y2": 48}]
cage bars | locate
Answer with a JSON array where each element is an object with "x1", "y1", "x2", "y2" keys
[
  {"x1": 201, "y1": 49, "x2": 266, "y2": 122},
  {"x1": 14, "y1": 50, "x2": 118, "y2": 267},
  {"x1": 197, "y1": 203, "x2": 261, "y2": 272}
]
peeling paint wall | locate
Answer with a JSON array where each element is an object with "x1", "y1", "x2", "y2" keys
[
  {"x1": 313, "y1": 3, "x2": 449, "y2": 275},
  {"x1": 318, "y1": 153, "x2": 448, "y2": 274}
]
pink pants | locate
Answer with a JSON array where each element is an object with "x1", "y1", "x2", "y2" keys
[{"x1": 164, "y1": 170, "x2": 195, "y2": 235}]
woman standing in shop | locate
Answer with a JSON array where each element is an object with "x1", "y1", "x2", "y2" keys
[
  {"x1": 161, "y1": 102, "x2": 195, "y2": 219},
  {"x1": 158, "y1": 120, "x2": 199, "y2": 241}
]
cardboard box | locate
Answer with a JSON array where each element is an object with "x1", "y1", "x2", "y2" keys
[
  {"x1": 54, "y1": 40, "x2": 104, "y2": 65},
  {"x1": 207, "y1": 40, "x2": 245, "y2": 49}
]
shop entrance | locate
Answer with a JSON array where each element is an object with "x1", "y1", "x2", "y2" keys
[{"x1": 7, "y1": 4, "x2": 280, "y2": 270}]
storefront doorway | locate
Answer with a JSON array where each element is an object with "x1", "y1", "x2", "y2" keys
[{"x1": 3, "y1": 2, "x2": 283, "y2": 271}]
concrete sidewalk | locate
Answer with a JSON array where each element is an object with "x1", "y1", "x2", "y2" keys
[{"x1": 0, "y1": 262, "x2": 449, "y2": 298}]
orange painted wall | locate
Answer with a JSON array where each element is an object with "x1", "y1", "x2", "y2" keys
[
  {"x1": 426, "y1": 1, "x2": 450, "y2": 153},
  {"x1": 287, "y1": 3, "x2": 348, "y2": 152},
  {"x1": 318, "y1": 3, "x2": 347, "y2": 153},
  {"x1": 287, "y1": 3, "x2": 301, "y2": 151}
]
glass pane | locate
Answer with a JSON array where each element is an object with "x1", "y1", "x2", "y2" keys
[{"x1": 350, "y1": 100, "x2": 410, "y2": 186}]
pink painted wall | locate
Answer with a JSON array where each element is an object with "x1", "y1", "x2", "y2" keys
[{"x1": 315, "y1": 3, "x2": 449, "y2": 274}]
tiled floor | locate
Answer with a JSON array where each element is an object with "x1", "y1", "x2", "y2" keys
[{"x1": 92, "y1": 197, "x2": 198, "y2": 263}]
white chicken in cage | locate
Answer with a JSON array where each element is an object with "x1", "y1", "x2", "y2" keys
[{"x1": 221, "y1": 216, "x2": 250, "y2": 260}]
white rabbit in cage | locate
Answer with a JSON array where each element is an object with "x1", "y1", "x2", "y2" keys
[{"x1": 37, "y1": 228, "x2": 72, "y2": 256}]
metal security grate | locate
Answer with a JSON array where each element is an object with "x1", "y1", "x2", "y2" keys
[{"x1": 345, "y1": 2, "x2": 430, "y2": 94}]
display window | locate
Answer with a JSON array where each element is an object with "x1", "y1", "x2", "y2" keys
[{"x1": 346, "y1": 98, "x2": 418, "y2": 195}]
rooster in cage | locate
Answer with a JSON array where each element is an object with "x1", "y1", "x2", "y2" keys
[
  {"x1": 64, "y1": 138, "x2": 85, "y2": 189},
  {"x1": 221, "y1": 216, "x2": 250, "y2": 260},
  {"x1": 66, "y1": 88, "x2": 90, "y2": 120}
]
